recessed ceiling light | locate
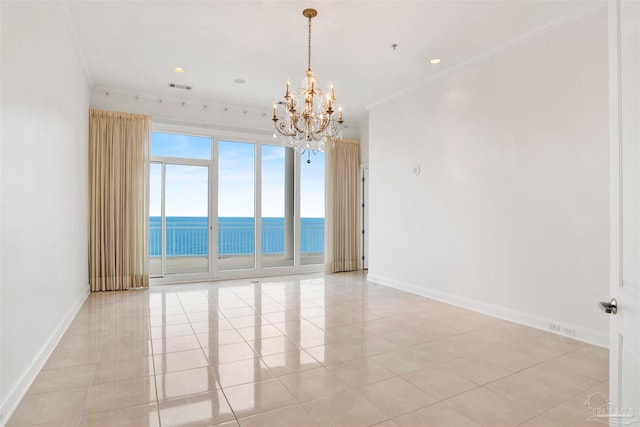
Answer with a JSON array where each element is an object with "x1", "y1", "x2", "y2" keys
[
  {"x1": 173, "y1": 67, "x2": 185, "y2": 73},
  {"x1": 429, "y1": 58, "x2": 442, "y2": 65},
  {"x1": 234, "y1": 78, "x2": 246, "y2": 84}
]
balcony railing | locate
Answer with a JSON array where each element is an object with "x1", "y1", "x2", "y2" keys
[{"x1": 149, "y1": 217, "x2": 324, "y2": 257}]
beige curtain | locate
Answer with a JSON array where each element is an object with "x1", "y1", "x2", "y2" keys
[
  {"x1": 325, "y1": 138, "x2": 361, "y2": 273},
  {"x1": 89, "y1": 109, "x2": 150, "y2": 291}
]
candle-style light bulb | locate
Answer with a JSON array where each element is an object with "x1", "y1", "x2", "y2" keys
[{"x1": 284, "y1": 80, "x2": 290, "y2": 99}]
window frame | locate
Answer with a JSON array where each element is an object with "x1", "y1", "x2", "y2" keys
[{"x1": 149, "y1": 122, "x2": 324, "y2": 285}]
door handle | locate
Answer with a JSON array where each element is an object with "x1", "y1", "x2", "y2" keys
[{"x1": 598, "y1": 298, "x2": 617, "y2": 315}]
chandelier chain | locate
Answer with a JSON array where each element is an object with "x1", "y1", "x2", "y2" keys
[{"x1": 307, "y1": 14, "x2": 312, "y2": 71}]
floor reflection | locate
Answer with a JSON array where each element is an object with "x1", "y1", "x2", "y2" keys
[{"x1": 7, "y1": 271, "x2": 609, "y2": 427}]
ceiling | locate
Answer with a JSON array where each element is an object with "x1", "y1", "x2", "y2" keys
[{"x1": 65, "y1": 0, "x2": 602, "y2": 126}]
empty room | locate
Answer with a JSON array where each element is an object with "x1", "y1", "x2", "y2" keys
[{"x1": 1, "y1": 1, "x2": 638, "y2": 426}]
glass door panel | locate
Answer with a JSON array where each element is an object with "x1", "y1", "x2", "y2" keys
[
  {"x1": 261, "y1": 145, "x2": 294, "y2": 268},
  {"x1": 165, "y1": 164, "x2": 209, "y2": 274},
  {"x1": 300, "y1": 151, "x2": 325, "y2": 265},
  {"x1": 218, "y1": 141, "x2": 256, "y2": 271},
  {"x1": 149, "y1": 162, "x2": 163, "y2": 276}
]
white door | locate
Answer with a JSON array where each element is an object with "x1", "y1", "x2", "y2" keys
[{"x1": 608, "y1": 1, "x2": 640, "y2": 425}]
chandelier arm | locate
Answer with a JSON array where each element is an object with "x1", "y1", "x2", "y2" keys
[
  {"x1": 274, "y1": 119, "x2": 297, "y2": 137},
  {"x1": 292, "y1": 116, "x2": 309, "y2": 137},
  {"x1": 287, "y1": 98, "x2": 296, "y2": 112},
  {"x1": 316, "y1": 116, "x2": 330, "y2": 134}
]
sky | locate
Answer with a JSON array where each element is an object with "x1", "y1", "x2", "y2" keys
[{"x1": 149, "y1": 132, "x2": 324, "y2": 218}]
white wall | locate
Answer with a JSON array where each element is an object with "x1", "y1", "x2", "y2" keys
[
  {"x1": 359, "y1": 115, "x2": 369, "y2": 166},
  {"x1": 368, "y1": 8, "x2": 609, "y2": 346},
  {"x1": 0, "y1": 1, "x2": 90, "y2": 421}
]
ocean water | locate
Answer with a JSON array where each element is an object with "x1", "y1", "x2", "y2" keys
[{"x1": 149, "y1": 216, "x2": 324, "y2": 256}]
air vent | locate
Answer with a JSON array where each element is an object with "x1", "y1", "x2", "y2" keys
[{"x1": 168, "y1": 83, "x2": 192, "y2": 90}]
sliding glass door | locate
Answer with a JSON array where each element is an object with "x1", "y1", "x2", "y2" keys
[
  {"x1": 261, "y1": 145, "x2": 295, "y2": 268},
  {"x1": 149, "y1": 129, "x2": 325, "y2": 280},
  {"x1": 149, "y1": 163, "x2": 163, "y2": 276},
  {"x1": 300, "y1": 152, "x2": 325, "y2": 265},
  {"x1": 217, "y1": 141, "x2": 255, "y2": 271},
  {"x1": 150, "y1": 162, "x2": 210, "y2": 276},
  {"x1": 149, "y1": 132, "x2": 212, "y2": 277},
  {"x1": 165, "y1": 164, "x2": 209, "y2": 274}
]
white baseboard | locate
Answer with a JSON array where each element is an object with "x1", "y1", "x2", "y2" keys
[
  {"x1": 367, "y1": 273, "x2": 608, "y2": 349},
  {"x1": 0, "y1": 286, "x2": 90, "y2": 427}
]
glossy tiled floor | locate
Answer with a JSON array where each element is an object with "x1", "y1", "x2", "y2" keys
[{"x1": 8, "y1": 272, "x2": 609, "y2": 427}]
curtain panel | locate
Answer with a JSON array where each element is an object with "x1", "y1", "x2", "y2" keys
[
  {"x1": 325, "y1": 137, "x2": 361, "y2": 273},
  {"x1": 89, "y1": 109, "x2": 150, "y2": 291}
]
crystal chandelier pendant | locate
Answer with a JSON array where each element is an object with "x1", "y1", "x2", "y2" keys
[{"x1": 272, "y1": 8, "x2": 344, "y2": 152}]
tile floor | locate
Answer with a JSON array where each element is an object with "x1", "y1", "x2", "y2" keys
[{"x1": 7, "y1": 271, "x2": 609, "y2": 427}]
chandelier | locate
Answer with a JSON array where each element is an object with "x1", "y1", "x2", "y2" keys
[{"x1": 272, "y1": 8, "x2": 343, "y2": 152}]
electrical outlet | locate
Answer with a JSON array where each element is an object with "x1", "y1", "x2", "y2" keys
[
  {"x1": 563, "y1": 327, "x2": 576, "y2": 336},
  {"x1": 549, "y1": 323, "x2": 561, "y2": 332}
]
